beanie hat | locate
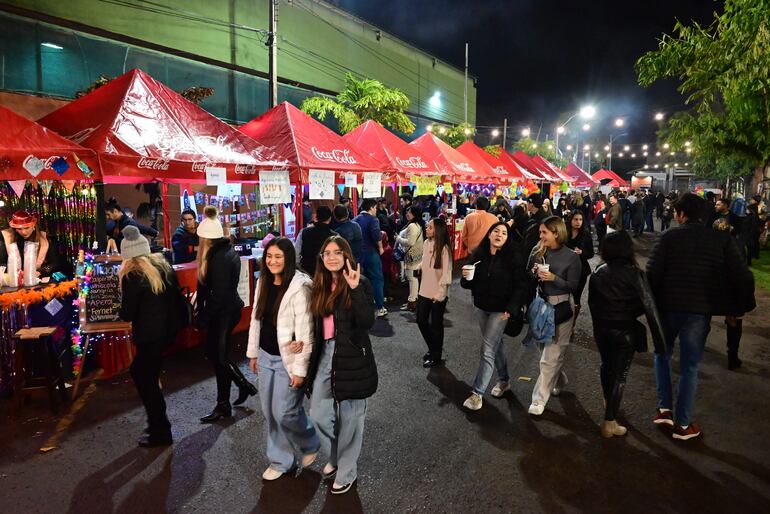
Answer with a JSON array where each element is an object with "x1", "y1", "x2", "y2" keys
[
  {"x1": 120, "y1": 225, "x2": 151, "y2": 259},
  {"x1": 527, "y1": 193, "x2": 544, "y2": 209},
  {"x1": 196, "y1": 206, "x2": 224, "y2": 239}
]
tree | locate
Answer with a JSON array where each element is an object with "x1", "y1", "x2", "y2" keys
[
  {"x1": 483, "y1": 145, "x2": 502, "y2": 157},
  {"x1": 511, "y1": 137, "x2": 569, "y2": 168},
  {"x1": 301, "y1": 73, "x2": 415, "y2": 134},
  {"x1": 427, "y1": 122, "x2": 475, "y2": 148},
  {"x1": 636, "y1": 0, "x2": 770, "y2": 180}
]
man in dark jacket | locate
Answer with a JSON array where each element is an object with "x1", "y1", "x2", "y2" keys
[
  {"x1": 647, "y1": 193, "x2": 754, "y2": 441},
  {"x1": 295, "y1": 206, "x2": 336, "y2": 277},
  {"x1": 644, "y1": 191, "x2": 657, "y2": 232},
  {"x1": 606, "y1": 193, "x2": 624, "y2": 233},
  {"x1": 171, "y1": 209, "x2": 199, "y2": 264},
  {"x1": 523, "y1": 193, "x2": 550, "y2": 258},
  {"x1": 333, "y1": 204, "x2": 363, "y2": 263}
]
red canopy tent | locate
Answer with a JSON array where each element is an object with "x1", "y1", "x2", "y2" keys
[
  {"x1": 239, "y1": 102, "x2": 391, "y2": 184},
  {"x1": 531, "y1": 155, "x2": 575, "y2": 184},
  {"x1": 38, "y1": 69, "x2": 290, "y2": 184},
  {"x1": 456, "y1": 141, "x2": 517, "y2": 184},
  {"x1": 593, "y1": 168, "x2": 629, "y2": 187},
  {"x1": 497, "y1": 150, "x2": 541, "y2": 181},
  {"x1": 0, "y1": 105, "x2": 101, "y2": 181},
  {"x1": 509, "y1": 151, "x2": 559, "y2": 182},
  {"x1": 563, "y1": 162, "x2": 598, "y2": 187},
  {"x1": 409, "y1": 133, "x2": 486, "y2": 183},
  {"x1": 343, "y1": 120, "x2": 440, "y2": 182}
]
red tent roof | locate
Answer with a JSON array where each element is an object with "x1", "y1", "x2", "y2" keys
[
  {"x1": 240, "y1": 102, "x2": 391, "y2": 184},
  {"x1": 0, "y1": 106, "x2": 101, "y2": 181},
  {"x1": 563, "y1": 163, "x2": 598, "y2": 187},
  {"x1": 510, "y1": 151, "x2": 558, "y2": 182},
  {"x1": 409, "y1": 133, "x2": 489, "y2": 183},
  {"x1": 38, "y1": 69, "x2": 289, "y2": 184},
  {"x1": 456, "y1": 142, "x2": 517, "y2": 184},
  {"x1": 594, "y1": 168, "x2": 628, "y2": 186},
  {"x1": 531, "y1": 155, "x2": 575, "y2": 183},
  {"x1": 343, "y1": 120, "x2": 439, "y2": 183},
  {"x1": 497, "y1": 150, "x2": 540, "y2": 181}
]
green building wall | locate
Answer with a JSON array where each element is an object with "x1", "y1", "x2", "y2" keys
[{"x1": 0, "y1": 0, "x2": 475, "y2": 127}]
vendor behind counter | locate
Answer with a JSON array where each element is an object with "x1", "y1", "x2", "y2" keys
[{"x1": 0, "y1": 210, "x2": 66, "y2": 283}]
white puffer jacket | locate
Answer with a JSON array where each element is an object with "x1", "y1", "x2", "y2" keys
[{"x1": 246, "y1": 272, "x2": 314, "y2": 377}]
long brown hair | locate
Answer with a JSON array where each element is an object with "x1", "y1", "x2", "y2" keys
[
  {"x1": 429, "y1": 217, "x2": 451, "y2": 269},
  {"x1": 254, "y1": 237, "x2": 297, "y2": 324},
  {"x1": 310, "y1": 236, "x2": 355, "y2": 317}
]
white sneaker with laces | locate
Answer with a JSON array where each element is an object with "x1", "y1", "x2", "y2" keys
[
  {"x1": 528, "y1": 403, "x2": 545, "y2": 416},
  {"x1": 463, "y1": 393, "x2": 483, "y2": 411},
  {"x1": 262, "y1": 467, "x2": 283, "y2": 481},
  {"x1": 376, "y1": 307, "x2": 388, "y2": 317},
  {"x1": 490, "y1": 381, "x2": 510, "y2": 398}
]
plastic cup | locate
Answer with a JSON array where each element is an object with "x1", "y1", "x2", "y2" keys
[{"x1": 462, "y1": 264, "x2": 476, "y2": 280}]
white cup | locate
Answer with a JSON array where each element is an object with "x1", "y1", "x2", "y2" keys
[
  {"x1": 540, "y1": 263, "x2": 550, "y2": 273},
  {"x1": 462, "y1": 264, "x2": 476, "y2": 280}
]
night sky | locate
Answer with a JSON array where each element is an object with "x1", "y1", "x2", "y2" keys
[{"x1": 331, "y1": 0, "x2": 719, "y2": 173}]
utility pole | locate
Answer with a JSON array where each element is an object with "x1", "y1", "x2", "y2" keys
[
  {"x1": 268, "y1": 0, "x2": 278, "y2": 108},
  {"x1": 463, "y1": 43, "x2": 468, "y2": 124},
  {"x1": 502, "y1": 118, "x2": 508, "y2": 151}
]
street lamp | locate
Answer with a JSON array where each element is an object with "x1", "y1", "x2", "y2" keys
[
  {"x1": 663, "y1": 143, "x2": 670, "y2": 149},
  {"x1": 491, "y1": 129, "x2": 499, "y2": 137},
  {"x1": 655, "y1": 112, "x2": 664, "y2": 121},
  {"x1": 607, "y1": 132, "x2": 629, "y2": 170},
  {"x1": 614, "y1": 118, "x2": 624, "y2": 127},
  {"x1": 439, "y1": 126, "x2": 446, "y2": 134},
  {"x1": 566, "y1": 144, "x2": 573, "y2": 151},
  {"x1": 642, "y1": 144, "x2": 649, "y2": 150},
  {"x1": 464, "y1": 127, "x2": 472, "y2": 136},
  {"x1": 582, "y1": 123, "x2": 591, "y2": 131},
  {"x1": 556, "y1": 126, "x2": 565, "y2": 135},
  {"x1": 580, "y1": 105, "x2": 596, "y2": 119},
  {"x1": 426, "y1": 124, "x2": 433, "y2": 131},
  {"x1": 623, "y1": 145, "x2": 630, "y2": 151},
  {"x1": 556, "y1": 105, "x2": 595, "y2": 161},
  {"x1": 522, "y1": 128, "x2": 531, "y2": 137}
]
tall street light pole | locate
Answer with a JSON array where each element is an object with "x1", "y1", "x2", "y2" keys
[{"x1": 608, "y1": 132, "x2": 629, "y2": 170}]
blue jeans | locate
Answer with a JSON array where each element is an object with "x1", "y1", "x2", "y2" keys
[
  {"x1": 472, "y1": 308, "x2": 510, "y2": 396},
  {"x1": 654, "y1": 312, "x2": 712, "y2": 427},
  {"x1": 360, "y1": 250, "x2": 384, "y2": 308},
  {"x1": 310, "y1": 339, "x2": 368, "y2": 486},
  {"x1": 258, "y1": 350, "x2": 319, "y2": 473}
]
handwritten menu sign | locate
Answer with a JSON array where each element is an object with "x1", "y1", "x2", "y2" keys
[
  {"x1": 362, "y1": 172, "x2": 382, "y2": 198},
  {"x1": 87, "y1": 266, "x2": 122, "y2": 323},
  {"x1": 309, "y1": 169, "x2": 335, "y2": 200},
  {"x1": 259, "y1": 170, "x2": 291, "y2": 205}
]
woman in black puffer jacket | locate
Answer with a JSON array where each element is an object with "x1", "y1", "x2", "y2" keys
[
  {"x1": 195, "y1": 206, "x2": 254, "y2": 423},
  {"x1": 588, "y1": 230, "x2": 665, "y2": 438},
  {"x1": 460, "y1": 221, "x2": 531, "y2": 412},
  {"x1": 306, "y1": 236, "x2": 376, "y2": 495}
]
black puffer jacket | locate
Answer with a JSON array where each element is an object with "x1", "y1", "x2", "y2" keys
[
  {"x1": 566, "y1": 229, "x2": 594, "y2": 278},
  {"x1": 460, "y1": 243, "x2": 532, "y2": 314},
  {"x1": 197, "y1": 238, "x2": 244, "y2": 325},
  {"x1": 306, "y1": 276, "x2": 377, "y2": 402},
  {"x1": 646, "y1": 222, "x2": 755, "y2": 316},
  {"x1": 120, "y1": 266, "x2": 180, "y2": 345}
]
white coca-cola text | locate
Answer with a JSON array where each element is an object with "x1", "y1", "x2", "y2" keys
[
  {"x1": 395, "y1": 156, "x2": 428, "y2": 169},
  {"x1": 311, "y1": 146, "x2": 358, "y2": 164},
  {"x1": 137, "y1": 157, "x2": 171, "y2": 170}
]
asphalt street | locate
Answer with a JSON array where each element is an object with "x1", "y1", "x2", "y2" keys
[{"x1": 2, "y1": 226, "x2": 770, "y2": 514}]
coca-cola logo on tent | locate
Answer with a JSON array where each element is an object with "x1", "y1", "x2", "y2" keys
[
  {"x1": 493, "y1": 166, "x2": 508, "y2": 174},
  {"x1": 395, "y1": 156, "x2": 428, "y2": 169},
  {"x1": 311, "y1": 146, "x2": 358, "y2": 164},
  {"x1": 137, "y1": 157, "x2": 170, "y2": 170},
  {"x1": 456, "y1": 162, "x2": 474, "y2": 173}
]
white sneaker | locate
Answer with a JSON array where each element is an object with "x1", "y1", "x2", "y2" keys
[
  {"x1": 301, "y1": 452, "x2": 317, "y2": 468},
  {"x1": 376, "y1": 307, "x2": 388, "y2": 317},
  {"x1": 490, "y1": 381, "x2": 510, "y2": 398},
  {"x1": 262, "y1": 467, "x2": 283, "y2": 481},
  {"x1": 463, "y1": 393, "x2": 483, "y2": 411},
  {"x1": 528, "y1": 403, "x2": 545, "y2": 416}
]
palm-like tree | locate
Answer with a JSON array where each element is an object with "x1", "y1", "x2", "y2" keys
[{"x1": 301, "y1": 73, "x2": 415, "y2": 134}]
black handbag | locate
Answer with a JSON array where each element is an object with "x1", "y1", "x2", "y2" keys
[
  {"x1": 504, "y1": 310, "x2": 524, "y2": 337},
  {"x1": 553, "y1": 300, "x2": 573, "y2": 325}
]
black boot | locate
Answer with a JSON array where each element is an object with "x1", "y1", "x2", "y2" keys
[
  {"x1": 233, "y1": 383, "x2": 258, "y2": 406},
  {"x1": 726, "y1": 318, "x2": 743, "y2": 371},
  {"x1": 200, "y1": 401, "x2": 232, "y2": 423}
]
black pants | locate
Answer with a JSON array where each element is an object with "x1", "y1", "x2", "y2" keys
[
  {"x1": 594, "y1": 327, "x2": 635, "y2": 421},
  {"x1": 130, "y1": 340, "x2": 171, "y2": 436},
  {"x1": 573, "y1": 272, "x2": 588, "y2": 306},
  {"x1": 204, "y1": 308, "x2": 249, "y2": 403},
  {"x1": 661, "y1": 218, "x2": 672, "y2": 231},
  {"x1": 416, "y1": 295, "x2": 447, "y2": 360},
  {"x1": 726, "y1": 318, "x2": 743, "y2": 357}
]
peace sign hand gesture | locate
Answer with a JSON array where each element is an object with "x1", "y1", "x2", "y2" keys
[{"x1": 342, "y1": 260, "x2": 361, "y2": 289}]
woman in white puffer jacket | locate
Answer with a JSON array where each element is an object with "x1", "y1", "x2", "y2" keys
[
  {"x1": 247, "y1": 236, "x2": 320, "y2": 481},
  {"x1": 395, "y1": 205, "x2": 425, "y2": 311}
]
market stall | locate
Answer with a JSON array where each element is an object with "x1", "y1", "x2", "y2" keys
[
  {"x1": 593, "y1": 169, "x2": 629, "y2": 188},
  {"x1": 456, "y1": 141, "x2": 517, "y2": 185},
  {"x1": 35, "y1": 69, "x2": 293, "y2": 382},
  {"x1": 0, "y1": 106, "x2": 102, "y2": 398},
  {"x1": 239, "y1": 102, "x2": 392, "y2": 228},
  {"x1": 563, "y1": 162, "x2": 599, "y2": 188}
]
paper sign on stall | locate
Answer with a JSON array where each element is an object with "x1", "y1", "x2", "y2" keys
[
  {"x1": 259, "y1": 170, "x2": 291, "y2": 205},
  {"x1": 217, "y1": 183, "x2": 242, "y2": 198},
  {"x1": 205, "y1": 166, "x2": 227, "y2": 186},
  {"x1": 309, "y1": 169, "x2": 335, "y2": 200},
  {"x1": 238, "y1": 257, "x2": 251, "y2": 307},
  {"x1": 362, "y1": 172, "x2": 382, "y2": 198},
  {"x1": 443, "y1": 182, "x2": 454, "y2": 194},
  {"x1": 344, "y1": 173, "x2": 358, "y2": 188},
  {"x1": 412, "y1": 175, "x2": 438, "y2": 196}
]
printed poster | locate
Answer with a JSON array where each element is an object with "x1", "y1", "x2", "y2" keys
[
  {"x1": 412, "y1": 175, "x2": 438, "y2": 196},
  {"x1": 259, "y1": 170, "x2": 291, "y2": 205},
  {"x1": 344, "y1": 173, "x2": 358, "y2": 188},
  {"x1": 309, "y1": 169, "x2": 335, "y2": 200},
  {"x1": 362, "y1": 172, "x2": 382, "y2": 198},
  {"x1": 205, "y1": 166, "x2": 227, "y2": 186},
  {"x1": 238, "y1": 257, "x2": 251, "y2": 307}
]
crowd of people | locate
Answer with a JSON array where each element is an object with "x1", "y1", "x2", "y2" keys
[{"x1": 114, "y1": 185, "x2": 762, "y2": 495}]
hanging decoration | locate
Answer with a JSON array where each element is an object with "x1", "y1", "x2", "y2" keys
[
  {"x1": 70, "y1": 252, "x2": 94, "y2": 377},
  {"x1": 0, "y1": 280, "x2": 77, "y2": 310},
  {"x1": 9, "y1": 180, "x2": 27, "y2": 198}
]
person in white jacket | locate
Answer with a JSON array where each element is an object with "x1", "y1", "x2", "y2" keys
[
  {"x1": 247, "y1": 237, "x2": 320, "y2": 481},
  {"x1": 395, "y1": 205, "x2": 425, "y2": 312}
]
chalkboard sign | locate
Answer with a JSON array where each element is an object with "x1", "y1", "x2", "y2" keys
[{"x1": 86, "y1": 267, "x2": 122, "y2": 323}]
